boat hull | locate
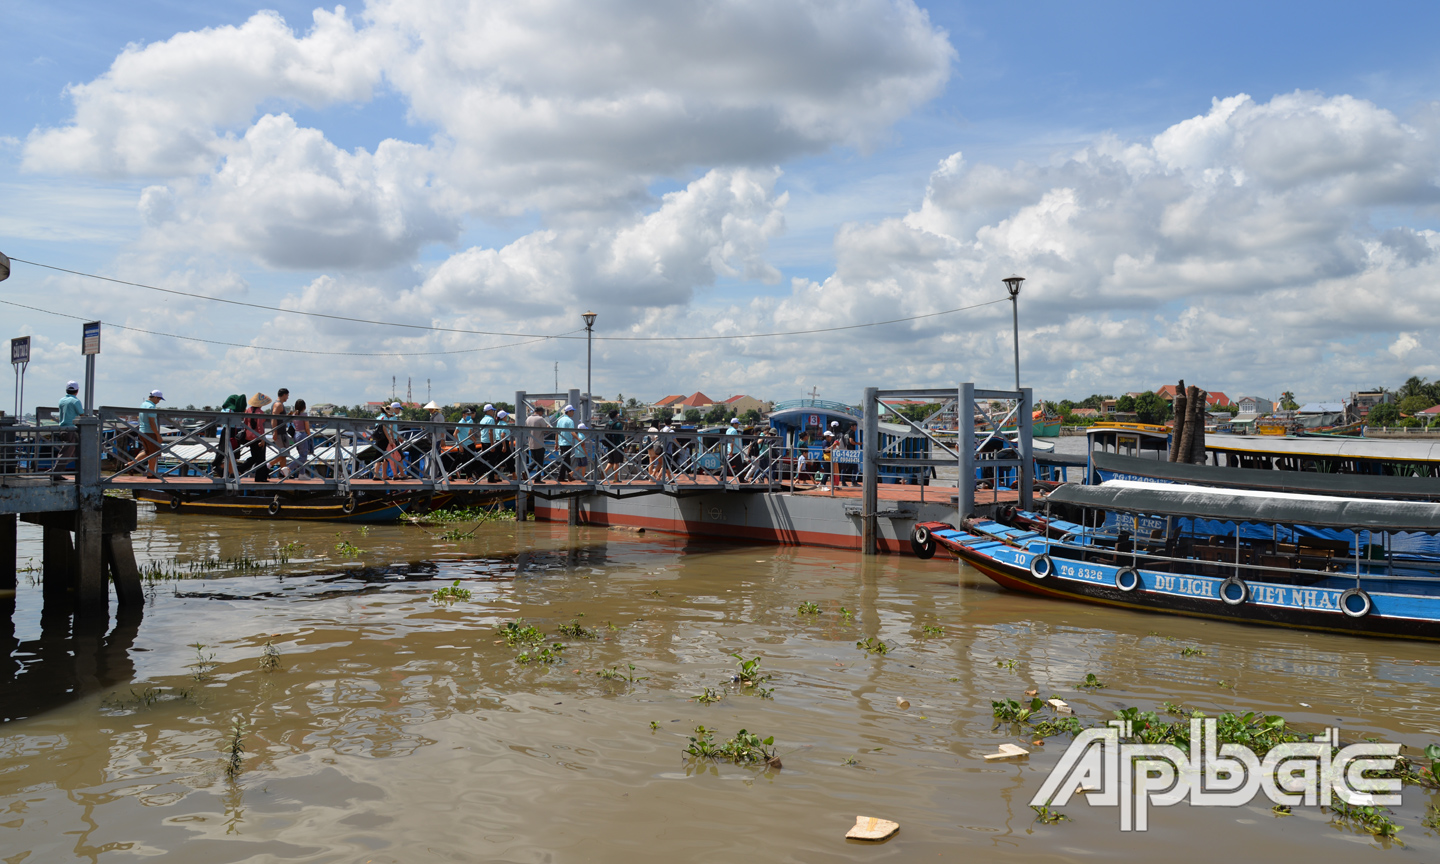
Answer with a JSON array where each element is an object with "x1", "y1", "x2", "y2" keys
[
  {"x1": 923, "y1": 521, "x2": 1440, "y2": 641},
  {"x1": 133, "y1": 490, "x2": 472, "y2": 522}
]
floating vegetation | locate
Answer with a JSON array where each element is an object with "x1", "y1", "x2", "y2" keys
[
  {"x1": 649, "y1": 721, "x2": 660, "y2": 731},
  {"x1": 920, "y1": 624, "x2": 944, "y2": 637},
  {"x1": 1179, "y1": 646, "x2": 1205, "y2": 657},
  {"x1": 1273, "y1": 804, "x2": 1292, "y2": 817},
  {"x1": 684, "y1": 725, "x2": 778, "y2": 767},
  {"x1": 515, "y1": 643, "x2": 565, "y2": 665},
  {"x1": 855, "y1": 636, "x2": 889, "y2": 655},
  {"x1": 691, "y1": 687, "x2": 724, "y2": 704},
  {"x1": 838, "y1": 606, "x2": 854, "y2": 623},
  {"x1": 1032, "y1": 716, "x2": 1085, "y2": 737},
  {"x1": 357, "y1": 526, "x2": 371, "y2": 537},
  {"x1": 1031, "y1": 800, "x2": 1071, "y2": 824},
  {"x1": 498, "y1": 620, "x2": 544, "y2": 647},
  {"x1": 1426, "y1": 745, "x2": 1440, "y2": 783},
  {"x1": 430, "y1": 580, "x2": 471, "y2": 603},
  {"x1": 1076, "y1": 673, "x2": 1106, "y2": 690},
  {"x1": 598, "y1": 664, "x2": 648, "y2": 684},
  {"x1": 259, "y1": 641, "x2": 282, "y2": 671},
  {"x1": 223, "y1": 716, "x2": 247, "y2": 779},
  {"x1": 1423, "y1": 804, "x2": 1440, "y2": 830},
  {"x1": 333, "y1": 536, "x2": 364, "y2": 558},
  {"x1": 188, "y1": 643, "x2": 218, "y2": 682},
  {"x1": 796, "y1": 601, "x2": 821, "y2": 615},
  {"x1": 730, "y1": 654, "x2": 771, "y2": 689},
  {"x1": 101, "y1": 686, "x2": 191, "y2": 711},
  {"x1": 993, "y1": 697, "x2": 1043, "y2": 724},
  {"x1": 139, "y1": 551, "x2": 293, "y2": 583},
  {"x1": 438, "y1": 526, "x2": 479, "y2": 541},
  {"x1": 1329, "y1": 801, "x2": 1403, "y2": 837},
  {"x1": 995, "y1": 657, "x2": 1018, "y2": 671},
  {"x1": 842, "y1": 756, "x2": 860, "y2": 767},
  {"x1": 427, "y1": 504, "x2": 511, "y2": 523},
  {"x1": 557, "y1": 619, "x2": 598, "y2": 639},
  {"x1": 276, "y1": 541, "x2": 305, "y2": 564}
]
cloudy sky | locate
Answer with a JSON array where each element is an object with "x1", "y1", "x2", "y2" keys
[{"x1": 4, "y1": 1, "x2": 1440, "y2": 409}]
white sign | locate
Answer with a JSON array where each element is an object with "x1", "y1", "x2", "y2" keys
[
  {"x1": 1032, "y1": 718, "x2": 1401, "y2": 831},
  {"x1": 82, "y1": 321, "x2": 101, "y2": 356},
  {"x1": 10, "y1": 336, "x2": 29, "y2": 365}
]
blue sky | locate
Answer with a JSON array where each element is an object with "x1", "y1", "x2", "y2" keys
[{"x1": 4, "y1": 1, "x2": 1440, "y2": 409}]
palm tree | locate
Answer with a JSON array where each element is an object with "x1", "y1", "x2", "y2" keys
[
  {"x1": 1279, "y1": 391, "x2": 1298, "y2": 410},
  {"x1": 1400, "y1": 376, "x2": 1429, "y2": 400}
]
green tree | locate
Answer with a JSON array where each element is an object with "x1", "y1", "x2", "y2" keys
[
  {"x1": 1399, "y1": 395, "x2": 1434, "y2": 415},
  {"x1": 1133, "y1": 392, "x2": 1170, "y2": 425},
  {"x1": 1115, "y1": 394, "x2": 1136, "y2": 413},
  {"x1": 896, "y1": 402, "x2": 941, "y2": 423},
  {"x1": 741, "y1": 408, "x2": 763, "y2": 425},
  {"x1": 1279, "y1": 391, "x2": 1299, "y2": 411},
  {"x1": 1080, "y1": 394, "x2": 1113, "y2": 410},
  {"x1": 683, "y1": 409, "x2": 703, "y2": 425},
  {"x1": 1367, "y1": 403, "x2": 1400, "y2": 426},
  {"x1": 1399, "y1": 376, "x2": 1429, "y2": 400}
]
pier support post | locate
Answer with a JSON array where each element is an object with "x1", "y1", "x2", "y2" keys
[
  {"x1": 960, "y1": 383, "x2": 975, "y2": 519},
  {"x1": 1018, "y1": 387, "x2": 1033, "y2": 511},
  {"x1": 0, "y1": 513, "x2": 14, "y2": 593},
  {"x1": 515, "y1": 390, "x2": 528, "y2": 522},
  {"x1": 42, "y1": 522, "x2": 75, "y2": 610},
  {"x1": 861, "y1": 386, "x2": 878, "y2": 556},
  {"x1": 568, "y1": 496, "x2": 579, "y2": 526},
  {"x1": 74, "y1": 417, "x2": 106, "y2": 614},
  {"x1": 103, "y1": 533, "x2": 143, "y2": 608}
]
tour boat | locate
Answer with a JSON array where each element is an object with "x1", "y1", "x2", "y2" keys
[{"x1": 910, "y1": 480, "x2": 1440, "y2": 640}]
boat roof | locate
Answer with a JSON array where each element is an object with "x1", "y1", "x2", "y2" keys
[
  {"x1": 1084, "y1": 422, "x2": 1171, "y2": 439},
  {"x1": 1090, "y1": 451, "x2": 1440, "y2": 500},
  {"x1": 1048, "y1": 479, "x2": 1440, "y2": 532},
  {"x1": 1204, "y1": 435, "x2": 1440, "y2": 462}
]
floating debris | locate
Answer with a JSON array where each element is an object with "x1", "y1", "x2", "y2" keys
[
  {"x1": 983, "y1": 743, "x2": 1030, "y2": 761},
  {"x1": 845, "y1": 816, "x2": 899, "y2": 841}
]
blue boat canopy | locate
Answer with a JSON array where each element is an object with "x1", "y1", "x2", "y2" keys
[
  {"x1": 1048, "y1": 480, "x2": 1440, "y2": 533},
  {"x1": 1090, "y1": 451, "x2": 1440, "y2": 501}
]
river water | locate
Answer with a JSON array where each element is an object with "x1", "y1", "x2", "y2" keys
[{"x1": 3, "y1": 505, "x2": 1439, "y2": 861}]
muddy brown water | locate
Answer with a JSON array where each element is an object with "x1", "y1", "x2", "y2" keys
[{"x1": 4, "y1": 506, "x2": 1440, "y2": 861}]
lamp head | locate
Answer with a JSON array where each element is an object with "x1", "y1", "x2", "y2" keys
[
  {"x1": 1003, "y1": 275, "x2": 1025, "y2": 298},
  {"x1": 582, "y1": 311, "x2": 597, "y2": 328}
]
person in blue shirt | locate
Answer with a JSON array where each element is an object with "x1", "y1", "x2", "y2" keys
[
  {"x1": 138, "y1": 389, "x2": 164, "y2": 478},
  {"x1": 454, "y1": 405, "x2": 476, "y2": 479},
  {"x1": 725, "y1": 417, "x2": 745, "y2": 480},
  {"x1": 56, "y1": 380, "x2": 84, "y2": 469},
  {"x1": 478, "y1": 403, "x2": 499, "y2": 482},
  {"x1": 554, "y1": 404, "x2": 577, "y2": 481},
  {"x1": 494, "y1": 409, "x2": 513, "y2": 482}
]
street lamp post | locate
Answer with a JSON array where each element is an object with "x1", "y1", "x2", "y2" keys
[
  {"x1": 1003, "y1": 275, "x2": 1025, "y2": 391},
  {"x1": 582, "y1": 311, "x2": 597, "y2": 423}
]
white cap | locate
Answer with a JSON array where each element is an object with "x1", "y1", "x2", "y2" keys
[
  {"x1": 66, "y1": 380, "x2": 79, "y2": 392},
  {"x1": 150, "y1": 389, "x2": 164, "y2": 400},
  {"x1": 564, "y1": 404, "x2": 575, "y2": 412},
  {"x1": 484, "y1": 403, "x2": 495, "y2": 411},
  {"x1": 824, "y1": 430, "x2": 834, "y2": 437},
  {"x1": 730, "y1": 418, "x2": 740, "y2": 425},
  {"x1": 578, "y1": 423, "x2": 589, "y2": 429},
  {"x1": 497, "y1": 410, "x2": 509, "y2": 419},
  {"x1": 830, "y1": 420, "x2": 839, "y2": 427},
  {"x1": 390, "y1": 402, "x2": 402, "y2": 409}
]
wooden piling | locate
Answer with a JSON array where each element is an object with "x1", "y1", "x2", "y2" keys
[
  {"x1": 1190, "y1": 390, "x2": 1208, "y2": 464},
  {"x1": 103, "y1": 533, "x2": 144, "y2": 608},
  {"x1": 1, "y1": 513, "x2": 14, "y2": 593},
  {"x1": 1170, "y1": 379, "x2": 1187, "y2": 461}
]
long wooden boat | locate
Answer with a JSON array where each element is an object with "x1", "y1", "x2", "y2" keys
[
  {"x1": 911, "y1": 480, "x2": 1440, "y2": 640},
  {"x1": 133, "y1": 489, "x2": 463, "y2": 522}
]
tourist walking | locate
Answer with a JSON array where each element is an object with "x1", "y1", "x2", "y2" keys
[
  {"x1": 495, "y1": 409, "x2": 514, "y2": 481},
  {"x1": 269, "y1": 388, "x2": 291, "y2": 475},
  {"x1": 242, "y1": 393, "x2": 271, "y2": 480},
  {"x1": 525, "y1": 405, "x2": 550, "y2": 481},
  {"x1": 725, "y1": 417, "x2": 745, "y2": 481},
  {"x1": 604, "y1": 410, "x2": 625, "y2": 481},
  {"x1": 479, "y1": 404, "x2": 499, "y2": 482},
  {"x1": 137, "y1": 389, "x2": 165, "y2": 478},
  {"x1": 288, "y1": 399, "x2": 314, "y2": 478},
  {"x1": 555, "y1": 405, "x2": 578, "y2": 481},
  {"x1": 455, "y1": 405, "x2": 477, "y2": 479},
  {"x1": 212, "y1": 394, "x2": 246, "y2": 478}
]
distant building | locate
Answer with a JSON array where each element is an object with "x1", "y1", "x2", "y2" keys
[
  {"x1": 1347, "y1": 390, "x2": 1394, "y2": 423},
  {"x1": 1236, "y1": 396, "x2": 1273, "y2": 415},
  {"x1": 1155, "y1": 385, "x2": 1231, "y2": 407},
  {"x1": 722, "y1": 394, "x2": 765, "y2": 416},
  {"x1": 1070, "y1": 408, "x2": 1100, "y2": 418},
  {"x1": 1101, "y1": 399, "x2": 1118, "y2": 414},
  {"x1": 653, "y1": 392, "x2": 716, "y2": 414}
]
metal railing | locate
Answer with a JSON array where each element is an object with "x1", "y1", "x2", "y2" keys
[{"x1": 0, "y1": 416, "x2": 81, "y2": 482}]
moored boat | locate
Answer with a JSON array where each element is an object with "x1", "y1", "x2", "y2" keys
[
  {"x1": 911, "y1": 480, "x2": 1440, "y2": 640},
  {"x1": 133, "y1": 489, "x2": 477, "y2": 522}
]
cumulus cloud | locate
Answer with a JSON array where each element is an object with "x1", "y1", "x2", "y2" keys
[{"x1": 139, "y1": 113, "x2": 458, "y2": 269}]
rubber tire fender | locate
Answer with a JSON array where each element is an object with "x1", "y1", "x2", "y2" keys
[
  {"x1": 1030, "y1": 554, "x2": 1053, "y2": 579},
  {"x1": 1115, "y1": 567, "x2": 1140, "y2": 592},
  {"x1": 168, "y1": 495, "x2": 183, "y2": 512},
  {"x1": 1339, "y1": 587, "x2": 1372, "y2": 618},
  {"x1": 267, "y1": 496, "x2": 282, "y2": 516},
  {"x1": 342, "y1": 495, "x2": 356, "y2": 514},
  {"x1": 911, "y1": 525, "x2": 936, "y2": 560},
  {"x1": 1220, "y1": 575, "x2": 1248, "y2": 605}
]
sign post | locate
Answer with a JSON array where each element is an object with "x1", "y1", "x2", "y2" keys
[
  {"x1": 82, "y1": 321, "x2": 100, "y2": 413},
  {"x1": 10, "y1": 336, "x2": 30, "y2": 422}
]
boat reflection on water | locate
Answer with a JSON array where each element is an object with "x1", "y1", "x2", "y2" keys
[{"x1": 1, "y1": 602, "x2": 142, "y2": 723}]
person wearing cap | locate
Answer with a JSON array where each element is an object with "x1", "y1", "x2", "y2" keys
[
  {"x1": 820, "y1": 429, "x2": 838, "y2": 487},
  {"x1": 454, "y1": 406, "x2": 478, "y2": 479},
  {"x1": 138, "y1": 389, "x2": 165, "y2": 478},
  {"x1": 242, "y1": 393, "x2": 271, "y2": 480},
  {"x1": 288, "y1": 398, "x2": 315, "y2": 479},
  {"x1": 645, "y1": 421, "x2": 666, "y2": 481},
  {"x1": 839, "y1": 425, "x2": 859, "y2": 487},
  {"x1": 725, "y1": 416, "x2": 745, "y2": 480},
  {"x1": 494, "y1": 409, "x2": 514, "y2": 481},
  {"x1": 525, "y1": 405, "x2": 550, "y2": 481},
  {"x1": 603, "y1": 409, "x2": 625, "y2": 481},
  {"x1": 213, "y1": 394, "x2": 247, "y2": 479},
  {"x1": 554, "y1": 404, "x2": 578, "y2": 481},
  {"x1": 385, "y1": 402, "x2": 406, "y2": 479},
  {"x1": 478, "y1": 404, "x2": 499, "y2": 482},
  {"x1": 56, "y1": 381, "x2": 84, "y2": 468}
]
